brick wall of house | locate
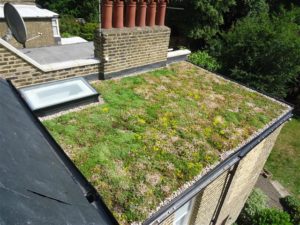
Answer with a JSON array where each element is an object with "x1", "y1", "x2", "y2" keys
[
  {"x1": 0, "y1": 44, "x2": 99, "y2": 87},
  {"x1": 0, "y1": 19, "x2": 56, "y2": 48},
  {"x1": 157, "y1": 125, "x2": 284, "y2": 225},
  {"x1": 158, "y1": 170, "x2": 232, "y2": 225},
  {"x1": 94, "y1": 26, "x2": 170, "y2": 79},
  {"x1": 215, "y1": 125, "x2": 284, "y2": 225},
  {"x1": 192, "y1": 170, "x2": 232, "y2": 225}
]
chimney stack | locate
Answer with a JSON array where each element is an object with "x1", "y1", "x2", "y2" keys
[{"x1": 95, "y1": 0, "x2": 170, "y2": 80}]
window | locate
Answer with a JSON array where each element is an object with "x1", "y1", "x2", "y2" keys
[
  {"x1": 173, "y1": 201, "x2": 193, "y2": 225},
  {"x1": 20, "y1": 77, "x2": 99, "y2": 113},
  {"x1": 52, "y1": 18, "x2": 60, "y2": 37}
]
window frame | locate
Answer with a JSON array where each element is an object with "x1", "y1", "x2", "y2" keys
[
  {"x1": 173, "y1": 199, "x2": 194, "y2": 225},
  {"x1": 51, "y1": 18, "x2": 60, "y2": 37}
]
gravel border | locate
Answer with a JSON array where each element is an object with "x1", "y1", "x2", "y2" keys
[{"x1": 39, "y1": 97, "x2": 105, "y2": 121}]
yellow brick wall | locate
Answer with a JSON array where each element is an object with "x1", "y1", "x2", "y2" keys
[
  {"x1": 192, "y1": 170, "x2": 231, "y2": 225},
  {"x1": 0, "y1": 44, "x2": 99, "y2": 87},
  {"x1": 94, "y1": 26, "x2": 170, "y2": 79},
  {"x1": 157, "y1": 170, "x2": 232, "y2": 225},
  {"x1": 215, "y1": 125, "x2": 284, "y2": 225}
]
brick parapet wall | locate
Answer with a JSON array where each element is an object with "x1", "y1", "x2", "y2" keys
[
  {"x1": 94, "y1": 26, "x2": 170, "y2": 79},
  {"x1": 0, "y1": 44, "x2": 99, "y2": 87}
]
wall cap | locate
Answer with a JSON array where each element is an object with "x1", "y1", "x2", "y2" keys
[
  {"x1": 96, "y1": 26, "x2": 171, "y2": 36},
  {"x1": 167, "y1": 49, "x2": 191, "y2": 58}
]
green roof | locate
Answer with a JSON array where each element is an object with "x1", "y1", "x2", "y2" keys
[{"x1": 44, "y1": 62, "x2": 289, "y2": 224}]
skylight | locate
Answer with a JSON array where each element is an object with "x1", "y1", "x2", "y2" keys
[{"x1": 20, "y1": 77, "x2": 99, "y2": 116}]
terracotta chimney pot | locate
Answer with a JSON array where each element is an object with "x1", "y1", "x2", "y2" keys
[
  {"x1": 146, "y1": 0, "x2": 157, "y2": 27},
  {"x1": 125, "y1": 0, "x2": 137, "y2": 27},
  {"x1": 136, "y1": 0, "x2": 147, "y2": 27},
  {"x1": 102, "y1": 0, "x2": 113, "y2": 29},
  {"x1": 156, "y1": 0, "x2": 167, "y2": 26},
  {"x1": 113, "y1": 0, "x2": 124, "y2": 28}
]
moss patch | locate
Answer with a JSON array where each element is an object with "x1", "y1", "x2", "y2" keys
[{"x1": 44, "y1": 62, "x2": 287, "y2": 224}]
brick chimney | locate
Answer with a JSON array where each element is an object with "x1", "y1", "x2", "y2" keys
[{"x1": 95, "y1": 0, "x2": 170, "y2": 80}]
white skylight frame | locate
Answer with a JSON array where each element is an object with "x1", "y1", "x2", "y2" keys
[{"x1": 19, "y1": 77, "x2": 98, "y2": 113}]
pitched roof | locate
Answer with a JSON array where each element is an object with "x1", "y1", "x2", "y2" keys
[{"x1": 0, "y1": 79, "x2": 117, "y2": 225}]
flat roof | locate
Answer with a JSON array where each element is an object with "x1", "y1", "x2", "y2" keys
[
  {"x1": 44, "y1": 62, "x2": 291, "y2": 224},
  {"x1": 0, "y1": 79, "x2": 117, "y2": 225},
  {"x1": 20, "y1": 42, "x2": 95, "y2": 65},
  {"x1": 61, "y1": 37, "x2": 88, "y2": 45},
  {"x1": 0, "y1": 4, "x2": 58, "y2": 18}
]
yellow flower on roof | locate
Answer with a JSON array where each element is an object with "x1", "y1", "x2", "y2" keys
[
  {"x1": 138, "y1": 118, "x2": 146, "y2": 124},
  {"x1": 135, "y1": 134, "x2": 142, "y2": 140},
  {"x1": 153, "y1": 146, "x2": 159, "y2": 151},
  {"x1": 194, "y1": 93, "x2": 200, "y2": 100},
  {"x1": 205, "y1": 155, "x2": 212, "y2": 162},
  {"x1": 101, "y1": 106, "x2": 109, "y2": 113},
  {"x1": 161, "y1": 116, "x2": 169, "y2": 127},
  {"x1": 213, "y1": 115, "x2": 224, "y2": 126}
]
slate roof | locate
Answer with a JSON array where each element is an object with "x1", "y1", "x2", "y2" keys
[{"x1": 0, "y1": 79, "x2": 117, "y2": 225}]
